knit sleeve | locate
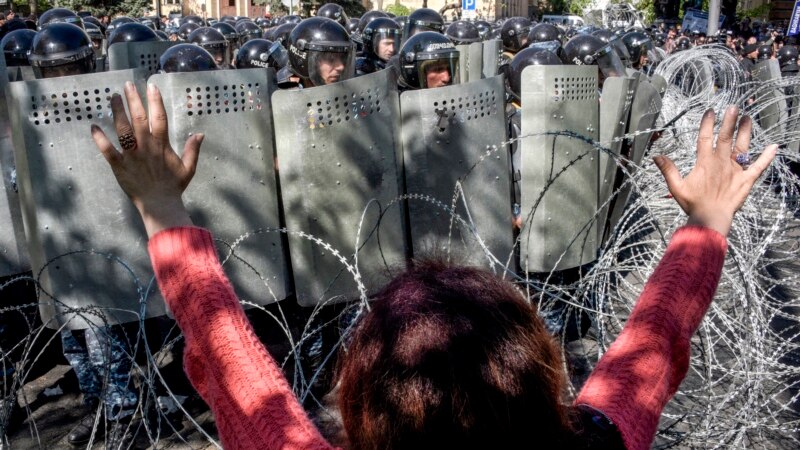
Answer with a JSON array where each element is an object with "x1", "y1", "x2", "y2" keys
[
  {"x1": 148, "y1": 226, "x2": 337, "y2": 450},
  {"x1": 575, "y1": 225, "x2": 728, "y2": 450}
]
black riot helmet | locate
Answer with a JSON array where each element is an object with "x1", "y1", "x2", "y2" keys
[
  {"x1": 347, "y1": 18, "x2": 360, "y2": 35},
  {"x1": 106, "y1": 17, "x2": 135, "y2": 35},
  {"x1": 38, "y1": 8, "x2": 84, "y2": 30},
  {"x1": 591, "y1": 29, "x2": 615, "y2": 43},
  {"x1": 396, "y1": 31, "x2": 459, "y2": 89},
  {"x1": 501, "y1": 17, "x2": 532, "y2": 53},
  {"x1": 181, "y1": 15, "x2": 205, "y2": 26},
  {"x1": 108, "y1": 22, "x2": 160, "y2": 46},
  {"x1": 159, "y1": 43, "x2": 218, "y2": 73},
  {"x1": 778, "y1": 45, "x2": 799, "y2": 68},
  {"x1": 84, "y1": 16, "x2": 105, "y2": 32},
  {"x1": 211, "y1": 21, "x2": 239, "y2": 48},
  {"x1": 235, "y1": 38, "x2": 288, "y2": 69},
  {"x1": 2, "y1": 29, "x2": 36, "y2": 67},
  {"x1": 445, "y1": 20, "x2": 481, "y2": 45},
  {"x1": 674, "y1": 36, "x2": 692, "y2": 52},
  {"x1": 3, "y1": 18, "x2": 28, "y2": 33},
  {"x1": 235, "y1": 21, "x2": 263, "y2": 46},
  {"x1": 528, "y1": 23, "x2": 562, "y2": 45},
  {"x1": 178, "y1": 22, "x2": 200, "y2": 40},
  {"x1": 84, "y1": 22, "x2": 105, "y2": 48},
  {"x1": 267, "y1": 23, "x2": 296, "y2": 48},
  {"x1": 394, "y1": 16, "x2": 408, "y2": 32},
  {"x1": 757, "y1": 44, "x2": 774, "y2": 60},
  {"x1": 562, "y1": 34, "x2": 626, "y2": 82},
  {"x1": 188, "y1": 27, "x2": 232, "y2": 67},
  {"x1": 404, "y1": 8, "x2": 444, "y2": 40},
  {"x1": 507, "y1": 48, "x2": 562, "y2": 102},
  {"x1": 621, "y1": 31, "x2": 652, "y2": 69},
  {"x1": 475, "y1": 20, "x2": 491, "y2": 40},
  {"x1": 139, "y1": 18, "x2": 157, "y2": 30},
  {"x1": 317, "y1": 3, "x2": 349, "y2": 28},
  {"x1": 608, "y1": 38, "x2": 631, "y2": 68},
  {"x1": 287, "y1": 17, "x2": 355, "y2": 87},
  {"x1": 28, "y1": 23, "x2": 95, "y2": 79},
  {"x1": 363, "y1": 17, "x2": 401, "y2": 62},
  {"x1": 283, "y1": 15, "x2": 303, "y2": 25},
  {"x1": 358, "y1": 10, "x2": 389, "y2": 35},
  {"x1": 256, "y1": 17, "x2": 272, "y2": 30}
]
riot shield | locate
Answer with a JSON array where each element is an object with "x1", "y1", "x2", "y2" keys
[
  {"x1": 400, "y1": 75, "x2": 513, "y2": 267},
  {"x1": 752, "y1": 59, "x2": 788, "y2": 134},
  {"x1": 457, "y1": 44, "x2": 470, "y2": 84},
  {"x1": 7, "y1": 70, "x2": 153, "y2": 329},
  {"x1": 7, "y1": 65, "x2": 36, "y2": 82},
  {"x1": 94, "y1": 56, "x2": 107, "y2": 73},
  {"x1": 0, "y1": 55, "x2": 31, "y2": 276},
  {"x1": 606, "y1": 79, "x2": 662, "y2": 237},
  {"x1": 108, "y1": 40, "x2": 178, "y2": 76},
  {"x1": 272, "y1": 69, "x2": 407, "y2": 307},
  {"x1": 482, "y1": 39, "x2": 501, "y2": 79},
  {"x1": 149, "y1": 67, "x2": 290, "y2": 306},
  {"x1": 649, "y1": 74, "x2": 667, "y2": 97},
  {"x1": 519, "y1": 65, "x2": 600, "y2": 272},
  {"x1": 468, "y1": 41, "x2": 483, "y2": 82},
  {"x1": 597, "y1": 76, "x2": 634, "y2": 244}
]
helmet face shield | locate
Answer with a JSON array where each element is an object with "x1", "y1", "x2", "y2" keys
[
  {"x1": 34, "y1": 58, "x2": 95, "y2": 79},
  {"x1": 200, "y1": 41, "x2": 231, "y2": 67},
  {"x1": 529, "y1": 39, "x2": 561, "y2": 54},
  {"x1": 592, "y1": 45, "x2": 626, "y2": 79},
  {"x1": 308, "y1": 46, "x2": 355, "y2": 85},
  {"x1": 372, "y1": 29, "x2": 401, "y2": 61},
  {"x1": 267, "y1": 41, "x2": 289, "y2": 68},
  {"x1": 417, "y1": 53, "x2": 459, "y2": 88}
]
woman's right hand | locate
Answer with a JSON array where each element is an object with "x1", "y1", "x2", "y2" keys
[{"x1": 653, "y1": 105, "x2": 777, "y2": 237}]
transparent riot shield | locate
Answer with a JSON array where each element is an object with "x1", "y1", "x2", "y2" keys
[
  {"x1": 7, "y1": 65, "x2": 36, "y2": 82},
  {"x1": 7, "y1": 70, "x2": 152, "y2": 329},
  {"x1": 597, "y1": 76, "x2": 634, "y2": 245},
  {"x1": 519, "y1": 65, "x2": 600, "y2": 272},
  {"x1": 482, "y1": 39, "x2": 501, "y2": 79},
  {"x1": 400, "y1": 75, "x2": 513, "y2": 268},
  {"x1": 606, "y1": 79, "x2": 662, "y2": 237},
  {"x1": 457, "y1": 44, "x2": 470, "y2": 84},
  {"x1": 149, "y1": 67, "x2": 290, "y2": 307},
  {"x1": 108, "y1": 40, "x2": 178, "y2": 76},
  {"x1": 468, "y1": 41, "x2": 483, "y2": 81},
  {"x1": 752, "y1": 59, "x2": 788, "y2": 134},
  {"x1": 272, "y1": 69, "x2": 407, "y2": 307},
  {"x1": 0, "y1": 55, "x2": 31, "y2": 276}
]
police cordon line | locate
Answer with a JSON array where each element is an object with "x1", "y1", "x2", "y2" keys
[{"x1": 0, "y1": 5, "x2": 799, "y2": 448}]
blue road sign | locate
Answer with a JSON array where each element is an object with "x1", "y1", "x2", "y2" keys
[{"x1": 463, "y1": 0, "x2": 476, "y2": 12}]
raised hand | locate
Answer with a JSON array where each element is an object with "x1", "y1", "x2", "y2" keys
[
  {"x1": 653, "y1": 105, "x2": 777, "y2": 236},
  {"x1": 91, "y1": 82, "x2": 204, "y2": 237}
]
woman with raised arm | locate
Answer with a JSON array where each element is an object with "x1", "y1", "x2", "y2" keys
[{"x1": 91, "y1": 81, "x2": 776, "y2": 450}]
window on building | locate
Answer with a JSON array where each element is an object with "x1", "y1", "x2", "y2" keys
[{"x1": 229, "y1": 0, "x2": 236, "y2": 6}]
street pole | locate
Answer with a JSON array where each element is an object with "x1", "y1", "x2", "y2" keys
[{"x1": 708, "y1": 0, "x2": 721, "y2": 36}]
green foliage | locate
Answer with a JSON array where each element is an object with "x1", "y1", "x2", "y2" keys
[
  {"x1": 568, "y1": 0, "x2": 594, "y2": 15},
  {"x1": 24, "y1": 0, "x2": 153, "y2": 17},
  {"x1": 384, "y1": 3, "x2": 410, "y2": 16},
  {"x1": 737, "y1": 3, "x2": 771, "y2": 20},
  {"x1": 537, "y1": 0, "x2": 567, "y2": 15},
  {"x1": 635, "y1": 0, "x2": 656, "y2": 23},
  {"x1": 253, "y1": 0, "x2": 289, "y2": 15}
]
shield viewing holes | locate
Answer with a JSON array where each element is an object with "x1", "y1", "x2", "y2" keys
[
  {"x1": 28, "y1": 87, "x2": 116, "y2": 126},
  {"x1": 304, "y1": 88, "x2": 383, "y2": 128},
  {"x1": 552, "y1": 76, "x2": 596, "y2": 102},
  {"x1": 183, "y1": 83, "x2": 262, "y2": 116},
  {"x1": 138, "y1": 53, "x2": 160, "y2": 73},
  {"x1": 432, "y1": 90, "x2": 497, "y2": 122}
]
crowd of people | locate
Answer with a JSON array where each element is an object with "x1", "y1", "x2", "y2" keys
[{"x1": 0, "y1": 4, "x2": 785, "y2": 449}]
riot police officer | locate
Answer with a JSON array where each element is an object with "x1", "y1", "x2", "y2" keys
[
  {"x1": 357, "y1": 17, "x2": 400, "y2": 75},
  {"x1": 178, "y1": 22, "x2": 200, "y2": 40},
  {"x1": 778, "y1": 45, "x2": 799, "y2": 77},
  {"x1": 211, "y1": 21, "x2": 240, "y2": 52},
  {"x1": 317, "y1": 3, "x2": 349, "y2": 28},
  {"x1": 159, "y1": 43, "x2": 219, "y2": 73},
  {"x1": 107, "y1": 22, "x2": 159, "y2": 46},
  {"x1": 26, "y1": 23, "x2": 139, "y2": 447},
  {"x1": 621, "y1": 31, "x2": 652, "y2": 70},
  {"x1": 757, "y1": 44, "x2": 774, "y2": 61},
  {"x1": 528, "y1": 23, "x2": 562, "y2": 46},
  {"x1": 396, "y1": 31, "x2": 459, "y2": 90},
  {"x1": 287, "y1": 17, "x2": 355, "y2": 87},
  {"x1": 235, "y1": 20, "x2": 263, "y2": 47},
  {"x1": 38, "y1": 8, "x2": 84, "y2": 29},
  {"x1": 500, "y1": 17, "x2": 532, "y2": 63},
  {"x1": 402, "y1": 8, "x2": 444, "y2": 42},
  {"x1": 445, "y1": 20, "x2": 481, "y2": 46},
  {"x1": 83, "y1": 22, "x2": 105, "y2": 52},
  {"x1": 1, "y1": 28, "x2": 35, "y2": 67},
  {"x1": 561, "y1": 33, "x2": 626, "y2": 88},
  {"x1": 188, "y1": 27, "x2": 232, "y2": 68},
  {"x1": 234, "y1": 38, "x2": 288, "y2": 71}
]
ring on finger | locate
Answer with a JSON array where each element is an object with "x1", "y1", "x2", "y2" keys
[
  {"x1": 119, "y1": 131, "x2": 137, "y2": 151},
  {"x1": 735, "y1": 152, "x2": 751, "y2": 166}
]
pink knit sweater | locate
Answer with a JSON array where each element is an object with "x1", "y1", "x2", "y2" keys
[{"x1": 149, "y1": 225, "x2": 727, "y2": 450}]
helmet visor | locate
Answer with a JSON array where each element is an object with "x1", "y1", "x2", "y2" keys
[
  {"x1": 266, "y1": 41, "x2": 289, "y2": 68},
  {"x1": 417, "y1": 54, "x2": 459, "y2": 89},
  {"x1": 528, "y1": 39, "x2": 561, "y2": 54},
  {"x1": 593, "y1": 45, "x2": 626, "y2": 79},
  {"x1": 201, "y1": 41, "x2": 231, "y2": 67},
  {"x1": 308, "y1": 47, "x2": 355, "y2": 86},
  {"x1": 371, "y1": 29, "x2": 401, "y2": 61}
]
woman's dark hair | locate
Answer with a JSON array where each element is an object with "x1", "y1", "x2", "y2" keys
[{"x1": 337, "y1": 260, "x2": 575, "y2": 450}]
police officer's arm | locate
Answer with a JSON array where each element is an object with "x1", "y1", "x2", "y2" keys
[{"x1": 91, "y1": 81, "x2": 202, "y2": 238}]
